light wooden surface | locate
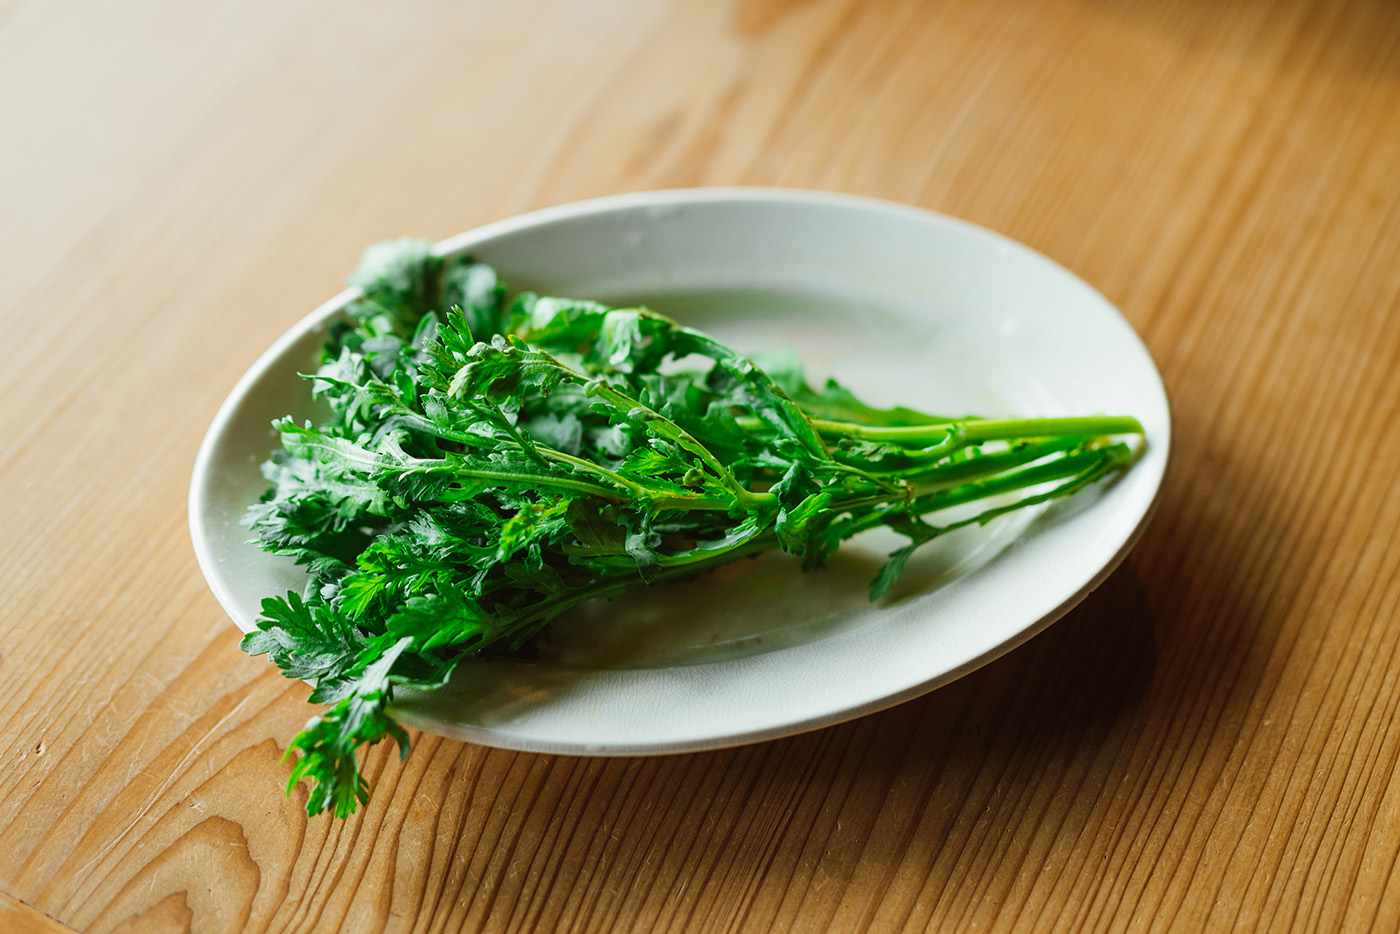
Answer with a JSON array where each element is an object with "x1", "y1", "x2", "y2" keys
[{"x1": 3, "y1": 0, "x2": 1399, "y2": 930}]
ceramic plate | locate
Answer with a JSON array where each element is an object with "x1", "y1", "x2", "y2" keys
[{"x1": 190, "y1": 189, "x2": 1170, "y2": 755}]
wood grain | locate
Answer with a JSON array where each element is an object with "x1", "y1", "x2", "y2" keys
[
  {"x1": 1, "y1": 894, "x2": 78, "y2": 934},
  {"x1": 3, "y1": 0, "x2": 1400, "y2": 930}
]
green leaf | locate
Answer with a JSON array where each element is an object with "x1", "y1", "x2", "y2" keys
[
  {"x1": 869, "y1": 541, "x2": 921, "y2": 601},
  {"x1": 566, "y1": 499, "x2": 626, "y2": 552},
  {"x1": 241, "y1": 592, "x2": 366, "y2": 693},
  {"x1": 387, "y1": 587, "x2": 500, "y2": 652},
  {"x1": 282, "y1": 635, "x2": 414, "y2": 818}
]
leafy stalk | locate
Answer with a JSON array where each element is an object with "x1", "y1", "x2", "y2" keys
[{"x1": 241, "y1": 240, "x2": 1146, "y2": 817}]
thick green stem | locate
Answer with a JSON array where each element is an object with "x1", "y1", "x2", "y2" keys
[
  {"x1": 958, "y1": 416, "x2": 1144, "y2": 442},
  {"x1": 834, "y1": 443, "x2": 1133, "y2": 541},
  {"x1": 810, "y1": 414, "x2": 1143, "y2": 445}
]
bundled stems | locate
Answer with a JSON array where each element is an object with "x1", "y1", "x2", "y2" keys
[{"x1": 239, "y1": 241, "x2": 1147, "y2": 818}]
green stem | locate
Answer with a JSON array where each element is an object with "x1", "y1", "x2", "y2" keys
[
  {"x1": 809, "y1": 414, "x2": 1143, "y2": 445},
  {"x1": 446, "y1": 466, "x2": 625, "y2": 502},
  {"x1": 536, "y1": 448, "x2": 647, "y2": 497},
  {"x1": 534, "y1": 448, "x2": 774, "y2": 513},
  {"x1": 889, "y1": 443, "x2": 1133, "y2": 545},
  {"x1": 841, "y1": 436, "x2": 1084, "y2": 485},
  {"x1": 835, "y1": 443, "x2": 1133, "y2": 540},
  {"x1": 958, "y1": 416, "x2": 1144, "y2": 442},
  {"x1": 587, "y1": 381, "x2": 776, "y2": 510}
]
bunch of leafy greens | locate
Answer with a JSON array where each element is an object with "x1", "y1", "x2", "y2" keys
[{"x1": 242, "y1": 239, "x2": 1144, "y2": 817}]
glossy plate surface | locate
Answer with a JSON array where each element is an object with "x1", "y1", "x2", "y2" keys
[{"x1": 189, "y1": 189, "x2": 1170, "y2": 755}]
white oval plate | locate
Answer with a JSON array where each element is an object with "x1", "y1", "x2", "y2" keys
[{"x1": 190, "y1": 189, "x2": 1170, "y2": 755}]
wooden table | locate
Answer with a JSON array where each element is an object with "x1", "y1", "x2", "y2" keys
[{"x1": 4, "y1": 0, "x2": 1399, "y2": 930}]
